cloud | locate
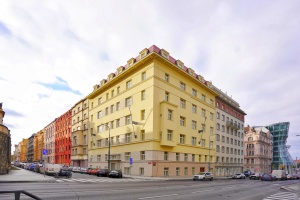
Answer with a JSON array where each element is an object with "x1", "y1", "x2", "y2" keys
[
  {"x1": 4, "y1": 109, "x2": 24, "y2": 117},
  {"x1": 0, "y1": 20, "x2": 12, "y2": 36}
]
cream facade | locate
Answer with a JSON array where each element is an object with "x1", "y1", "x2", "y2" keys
[
  {"x1": 71, "y1": 98, "x2": 89, "y2": 167},
  {"x1": 87, "y1": 46, "x2": 217, "y2": 177},
  {"x1": 244, "y1": 126, "x2": 273, "y2": 173},
  {"x1": 213, "y1": 87, "x2": 246, "y2": 177},
  {"x1": 45, "y1": 120, "x2": 55, "y2": 163}
]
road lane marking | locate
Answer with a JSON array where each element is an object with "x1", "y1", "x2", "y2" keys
[
  {"x1": 192, "y1": 189, "x2": 214, "y2": 193},
  {"x1": 138, "y1": 194, "x2": 178, "y2": 199},
  {"x1": 222, "y1": 186, "x2": 236, "y2": 189}
]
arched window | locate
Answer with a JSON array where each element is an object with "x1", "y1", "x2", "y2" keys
[{"x1": 248, "y1": 137, "x2": 253, "y2": 141}]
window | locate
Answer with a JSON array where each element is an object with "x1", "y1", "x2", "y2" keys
[
  {"x1": 98, "y1": 97, "x2": 102, "y2": 105},
  {"x1": 192, "y1": 104, "x2": 197, "y2": 113},
  {"x1": 210, "y1": 127, "x2": 213, "y2": 134},
  {"x1": 97, "y1": 125, "x2": 102, "y2": 133},
  {"x1": 210, "y1": 141, "x2": 213, "y2": 149},
  {"x1": 84, "y1": 135, "x2": 87, "y2": 144},
  {"x1": 97, "y1": 140, "x2": 101, "y2": 147},
  {"x1": 165, "y1": 73, "x2": 169, "y2": 82},
  {"x1": 201, "y1": 139, "x2": 205, "y2": 147},
  {"x1": 111, "y1": 90, "x2": 114, "y2": 97},
  {"x1": 141, "y1": 72, "x2": 146, "y2": 81},
  {"x1": 192, "y1": 167, "x2": 195, "y2": 175},
  {"x1": 184, "y1": 167, "x2": 188, "y2": 175},
  {"x1": 110, "y1": 121, "x2": 114, "y2": 129},
  {"x1": 125, "y1": 133, "x2": 132, "y2": 143},
  {"x1": 216, "y1": 134, "x2": 220, "y2": 141},
  {"x1": 192, "y1": 120, "x2": 197, "y2": 130},
  {"x1": 116, "y1": 136, "x2": 120, "y2": 144},
  {"x1": 210, "y1": 99, "x2": 214, "y2": 106},
  {"x1": 180, "y1": 116, "x2": 186, "y2": 126},
  {"x1": 164, "y1": 152, "x2": 168, "y2": 160},
  {"x1": 180, "y1": 82, "x2": 186, "y2": 91},
  {"x1": 210, "y1": 112, "x2": 213, "y2": 121},
  {"x1": 105, "y1": 107, "x2": 109, "y2": 115},
  {"x1": 116, "y1": 119, "x2": 120, "y2": 128},
  {"x1": 201, "y1": 124, "x2": 206, "y2": 132},
  {"x1": 222, "y1": 125, "x2": 225, "y2": 132},
  {"x1": 126, "y1": 80, "x2": 132, "y2": 89},
  {"x1": 140, "y1": 151, "x2": 145, "y2": 160},
  {"x1": 141, "y1": 90, "x2": 146, "y2": 100},
  {"x1": 221, "y1": 146, "x2": 225, "y2": 153},
  {"x1": 192, "y1": 88, "x2": 197, "y2": 97},
  {"x1": 216, "y1": 112, "x2": 220, "y2": 119},
  {"x1": 125, "y1": 152, "x2": 131, "y2": 161},
  {"x1": 106, "y1": 93, "x2": 109, "y2": 100},
  {"x1": 201, "y1": 94, "x2": 206, "y2": 101},
  {"x1": 116, "y1": 102, "x2": 120, "y2": 111},
  {"x1": 180, "y1": 134, "x2": 185, "y2": 144},
  {"x1": 167, "y1": 130, "x2": 173, "y2": 141},
  {"x1": 217, "y1": 123, "x2": 220, "y2": 130},
  {"x1": 139, "y1": 168, "x2": 144, "y2": 175},
  {"x1": 97, "y1": 155, "x2": 101, "y2": 162},
  {"x1": 165, "y1": 92, "x2": 169, "y2": 102},
  {"x1": 125, "y1": 97, "x2": 132, "y2": 107},
  {"x1": 140, "y1": 130, "x2": 145, "y2": 141},
  {"x1": 111, "y1": 105, "x2": 114, "y2": 113},
  {"x1": 117, "y1": 86, "x2": 120, "y2": 94},
  {"x1": 125, "y1": 115, "x2": 132, "y2": 125},
  {"x1": 168, "y1": 109, "x2": 173, "y2": 120},
  {"x1": 222, "y1": 115, "x2": 225, "y2": 121},
  {"x1": 184, "y1": 153, "x2": 188, "y2": 161},
  {"x1": 201, "y1": 109, "x2": 206, "y2": 117},
  {"x1": 176, "y1": 153, "x2": 180, "y2": 161},
  {"x1": 192, "y1": 137, "x2": 196, "y2": 146},
  {"x1": 176, "y1": 167, "x2": 180, "y2": 176},
  {"x1": 216, "y1": 145, "x2": 220, "y2": 152},
  {"x1": 164, "y1": 167, "x2": 169, "y2": 177},
  {"x1": 141, "y1": 110, "x2": 145, "y2": 120},
  {"x1": 105, "y1": 138, "x2": 109, "y2": 146},
  {"x1": 199, "y1": 155, "x2": 202, "y2": 162},
  {"x1": 226, "y1": 137, "x2": 229, "y2": 144},
  {"x1": 180, "y1": 99, "x2": 186, "y2": 109},
  {"x1": 192, "y1": 154, "x2": 195, "y2": 162}
]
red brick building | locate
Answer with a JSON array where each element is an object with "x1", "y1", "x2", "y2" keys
[{"x1": 55, "y1": 109, "x2": 72, "y2": 165}]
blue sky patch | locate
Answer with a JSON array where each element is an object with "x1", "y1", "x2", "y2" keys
[
  {"x1": 39, "y1": 76, "x2": 82, "y2": 95},
  {"x1": 0, "y1": 21, "x2": 12, "y2": 36}
]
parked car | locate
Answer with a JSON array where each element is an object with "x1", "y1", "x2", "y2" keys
[
  {"x1": 34, "y1": 164, "x2": 43, "y2": 173},
  {"x1": 250, "y1": 172, "x2": 264, "y2": 180},
  {"x1": 72, "y1": 167, "x2": 81, "y2": 173},
  {"x1": 272, "y1": 170, "x2": 287, "y2": 180},
  {"x1": 80, "y1": 168, "x2": 88, "y2": 174},
  {"x1": 41, "y1": 163, "x2": 64, "y2": 176},
  {"x1": 55, "y1": 169, "x2": 72, "y2": 178},
  {"x1": 244, "y1": 171, "x2": 251, "y2": 177},
  {"x1": 232, "y1": 173, "x2": 246, "y2": 179},
  {"x1": 261, "y1": 174, "x2": 277, "y2": 181},
  {"x1": 68, "y1": 166, "x2": 74, "y2": 171},
  {"x1": 193, "y1": 172, "x2": 213, "y2": 181},
  {"x1": 28, "y1": 163, "x2": 36, "y2": 171},
  {"x1": 97, "y1": 169, "x2": 110, "y2": 177},
  {"x1": 292, "y1": 174, "x2": 298, "y2": 179},
  {"x1": 108, "y1": 170, "x2": 123, "y2": 178},
  {"x1": 87, "y1": 168, "x2": 99, "y2": 175}
]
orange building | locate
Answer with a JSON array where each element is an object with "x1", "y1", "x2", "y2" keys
[
  {"x1": 55, "y1": 109, "x2": 72, "y2": 165},
  {"x1": 20, "y1": 138, "x2": 28, "y2": 162},
  {"x1": 33, "y1": 134, "x2": 39, "y2": 162},
  {"x1": 33, "y1": 130, "x2": 44, "y2": 162}
]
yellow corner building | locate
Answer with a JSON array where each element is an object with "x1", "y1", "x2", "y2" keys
[{"x1": 87, "y1": 45, "x2": 217, "y2": 177}]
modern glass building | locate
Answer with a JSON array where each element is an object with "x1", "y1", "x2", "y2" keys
[{"x1": 266, "y1": 122, "x2": 294, "y2": 173}]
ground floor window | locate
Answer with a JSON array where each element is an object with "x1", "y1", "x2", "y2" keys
[
  {"x1": 164, "y1": 167, "x2": 169, "y2": 177},
  {"x1": 139, "y1": 168, "x2": 144, "y2": 175},
  {"x1": 124, "y1": 167, "x2": 130, "y2": 174}
]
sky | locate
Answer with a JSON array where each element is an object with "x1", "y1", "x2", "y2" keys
[{"x1": 1, "y1": 0, "x2": 300, "y2": 159}]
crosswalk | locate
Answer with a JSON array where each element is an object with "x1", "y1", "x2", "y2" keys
[
  {"x1": 263, "y1": 191, "x2": 298, "y2": 200},
  {"x1": 55, "y1": 178, "x2": 158, "y2": 183}
]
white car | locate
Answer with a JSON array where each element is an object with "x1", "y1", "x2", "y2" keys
[
  {"x1": 193, "y1": 172, "x2": 213, "y2": 181},
  {"x1": 232, "y1": 173, "x2": 246, "y2": 179}
]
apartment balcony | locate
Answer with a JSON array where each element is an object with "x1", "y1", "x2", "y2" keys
[
  {"x1": 71, "y1": 154, "x2": 88, "y2": 161},
  {"x1": 110, "y1": 154, "x2": 121, "y2": 161},
  {"x1": 226, "y1": 121, "x2": 239, "y2": 130},
  {"x1": 72, "y1": 143, "x2": 87, "y2": 147}
]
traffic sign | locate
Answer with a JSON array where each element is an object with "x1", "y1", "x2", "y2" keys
[
  {"x1": 42, "y1": 149, "x2": 48, "y2": 155},
  {"x1": 129, "y1": 157, "x2": 133, "y2": 165}
]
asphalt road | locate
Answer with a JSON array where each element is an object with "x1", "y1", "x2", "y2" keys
[{"x1": 0, "y1": 176, "x2": 299, "y2": 200}]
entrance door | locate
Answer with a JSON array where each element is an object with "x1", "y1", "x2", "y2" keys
[
  {"x1": 111, "y1": 163, "x2": 116, "y2": 170},
  {"x1": 200, "y1": 167, "x2": 205, "y2": 172}
]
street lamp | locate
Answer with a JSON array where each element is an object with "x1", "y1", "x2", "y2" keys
[{"x1": 101, "y1": 124, "x2": 111, "y2": 171}]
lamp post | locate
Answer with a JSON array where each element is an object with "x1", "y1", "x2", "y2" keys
[{"x1": 101, "y1": 124, "x2": 111, "y2": 171}]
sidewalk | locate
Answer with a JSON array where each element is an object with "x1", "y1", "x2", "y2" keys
[
  {"x1": 281, "y1": 182, "x2": 300, "y2": 193},
  {"x1": 0, "y1": 168, "x2": 55, "y2": 183}
]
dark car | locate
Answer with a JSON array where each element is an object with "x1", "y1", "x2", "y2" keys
[
  {"x1": 261, "y1": 174, "x2": 276, "y2": 181},
  {"x1": 244, "y1": 171, "x2": 251, "y2": 177},
  {"x1": 97, "y1": 169, "x2": 110, "y2": 177},
  {"x1": 28, "y1": 163, "x2": 36, "y2": 171},
  {"x1": 108, "y1": 170, "x2": 122, "y2": 178},
  {"x1": 55, "y1": 169, "x2": 72, "y2": 178}
]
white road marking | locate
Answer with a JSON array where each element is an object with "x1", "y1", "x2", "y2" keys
[
  {"x1": 138, "y1": 194, "x2": 178, "y2": 199},
  {"x1": 191, "y1": 189, "x2": 214, "y2": 193}
]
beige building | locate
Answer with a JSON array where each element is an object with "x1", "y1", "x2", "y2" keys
[
  {"x1": 45, "y1": 120, "x2": 56, "y2": 163},
  {"x1": 244, "y1": 126, "x2": 273, "y2": 173},
  {"x1": 213, "y1": 87, "x2": 246, "y2": 177},
  {"x1": 20, "y1": 138, "x2": 28, "y2": 162},
  {"x1": 71, "y1": 98, "x2": 89, "y2": 167},
  {"x1": 87, "y1": 45, "x2": 217, "y2": 177},
  {"x1": 34, "y1": 130, "x2": 44, "y2": 162}
]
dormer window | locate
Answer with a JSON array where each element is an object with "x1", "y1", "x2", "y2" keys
[
  {"x1": 117, "y1": 66, "x2": 124, "y2": 74},
  {"x1": 187, "y1": 68, "x2": 194, "y2": 76},
  {"x1": 176, "y1": 60, "x2": 184, "y2": 69},
  {"x1": 160, "y1": 49, "x2": 169, "y2": 59},
  {"x1": 139, "y1": 48, "x2": 148, "y2": 59},
  {"x1": 127, "y1": 58, "x2": 135, "y2": 67}
]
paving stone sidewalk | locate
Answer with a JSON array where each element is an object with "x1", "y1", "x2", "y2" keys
[{"x1": 0, "y1": 168, "x2": 55, "y2": 183}]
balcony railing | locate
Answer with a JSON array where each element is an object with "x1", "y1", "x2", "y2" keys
[{"x1": 226, "y1": 121, "x2": 239, "y2": 130}]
